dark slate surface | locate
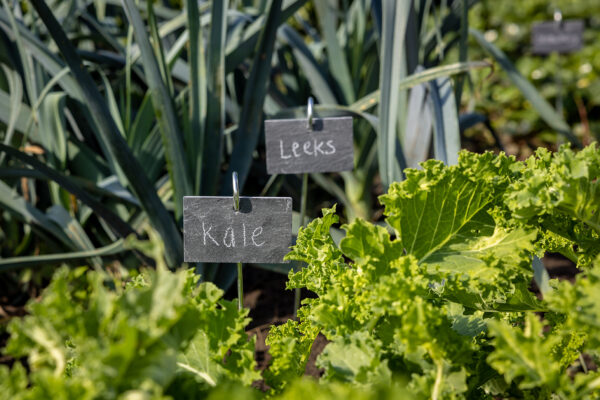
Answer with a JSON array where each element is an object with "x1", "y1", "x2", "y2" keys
[
  {"x1": 532, "y1": 20, "x2": 583, "y2": 55},
  {"x1": 265, "y1": 116, "x2": 354, "y2": 174},
  {"x1": 183, "y1": 196, "x2": 292, "y2": 263}
]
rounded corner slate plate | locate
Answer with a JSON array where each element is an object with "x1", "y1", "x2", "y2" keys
[
  {"x1": 265, "y1": 116, "x2": 354, "y2": 174},
  {"x1": 531, "y1": 20, "x2": 583, "y2": 55},
  {"x1": 183, "y1": 196, "x2": 292, "y2": 264}
]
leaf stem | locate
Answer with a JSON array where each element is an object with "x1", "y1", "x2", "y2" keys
[
  {"x1": 176, "y1": 362, "x2": 217, "y2": 386},
  {"x1": 432, "y1": 361, "x2": 443, "y2": 400}
]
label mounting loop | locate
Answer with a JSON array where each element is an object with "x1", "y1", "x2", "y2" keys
[
  {"x1": 232, "y1": 171, "x2": 240, "y2": 211},
  {"x1": 553, "y1": 8, "x2": 562, "y2": 27},
  {"x1": 306, "y1": 96, "x2": 314, "y2": 131}
]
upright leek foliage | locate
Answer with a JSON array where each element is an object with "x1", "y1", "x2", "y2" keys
[
  {"x1": 0, "y1": 0, "x2": 299, "y2": 285},
  {"x1": 0, "y1": 0, "x2": 581, "y2": 284}
]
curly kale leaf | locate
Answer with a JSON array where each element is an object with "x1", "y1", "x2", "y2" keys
[
  {"x1": 487, "y1": 314, "x2": 564, "y2": 390},
  {"x1": 380, "y1": 153, "x2": 540, "y2": 311},
  {"x1": 263, "y1": 308, "x2": 319, "y2": 394},
  {"x1": 545, "y1": 260, "x2": 600, "y2": 351},
  {"x1": 2, "y1": 267, "x2": 259, "y2": 399},
  {"x1": 283, "y1": 210, "x2": 480, "y2": 396},
  {"x1": 172, "y1": 287, "x2": 260, "y2": 392},
  {"x1": 275, "y1": 147, "x2": 600, "y2": 398},
  {"x1": 487, "y1": 311, "x2": 600, "y2": 399},
  {"x1": 316, "y1": 331, "x2": 391, "y2": 385},
  {"x1": 506, "y1": 144, "x2": 600, "y2": 267},
  {"x1": 272, "y1": 378, "x2": 416, "y2": 400},
  {"x1": 285, "y1": 205, "x2": 346, "y2": 296}
]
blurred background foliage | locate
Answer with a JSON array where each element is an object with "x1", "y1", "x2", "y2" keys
[
  {"x1": 0, "y1": 0, "x2": 596, "y2": 290},
  {"x1": 464, "y1": 0, "x2": 600, "y2": 155}
]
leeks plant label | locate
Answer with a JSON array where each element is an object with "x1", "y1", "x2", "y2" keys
[
  {"x1": 183, "y1": 196, "x2": 292, "y2": 263},
  {"x1": 531, "y1": 20, "x2": 583, "y2": 55},
  {"x1": 264, "y1": 116, "x2": 354, "y2": 174}
]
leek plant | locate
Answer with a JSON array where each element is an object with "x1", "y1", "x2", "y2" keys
[{"x1": 0, "y1": 0, "x2": 577, "y2": 285}]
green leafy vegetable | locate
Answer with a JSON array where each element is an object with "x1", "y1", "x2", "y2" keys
[
  {"x1": 506, "y1": 144, "x2": 600, "y2": 266},
  {"x1": 2, "y1": 146, "x2": 600, "y2": 399},
  {"x1": 279, "y1": 146, "x2": 600, "y2": 398},
  {"x1": 1, "y1": 266, "x2": 259, "y2": 399}
]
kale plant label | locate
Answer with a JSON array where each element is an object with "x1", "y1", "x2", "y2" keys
[
  {"x1": 265, "y1": 117, "x2": 354, "y2": 174},
  {"x1": 531, "y1": 20, "x2": 584, "y2": 55},
  {"x1": 183, "y1": 196, "x2": 292, "y2": 263}
]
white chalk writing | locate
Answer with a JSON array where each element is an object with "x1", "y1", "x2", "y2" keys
[
  {"x1": 203, "y1": 221, "x2": 219, "y2": 246},
  {"x1": 201, "y1": 222, "x2": 265, "y2": 248},
  {"x1": 279, "y1": 139, "x2": 336, "y2": 159},
  {"x1": 252, "y1": 226, "x2": 265, "y2": 247},
  {"x1": 223, "y1": 226, "x2": 235, "y2": 247}
]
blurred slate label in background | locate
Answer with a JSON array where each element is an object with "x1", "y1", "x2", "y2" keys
[
  {"x1": 183, "y1": 196, "x2": 292, "y2": 263},
  {"x1": 265, "y1": 117, "x2": 354, "y2": 174},
  {"x1": 532, "y1": 20, "x2": 584, "y2": 55}
]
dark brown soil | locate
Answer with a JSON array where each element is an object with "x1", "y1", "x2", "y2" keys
[{"x1": 543, "y1": 253, "x2": 580, "y2": 281}]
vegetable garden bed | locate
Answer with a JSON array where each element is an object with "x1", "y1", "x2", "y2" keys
[
  {"x1": 2, "y1": 146, "x2": 600, "y2": 399},
  {"x1": 1, "y1": 0, "x2": 599, "y2": 398}
]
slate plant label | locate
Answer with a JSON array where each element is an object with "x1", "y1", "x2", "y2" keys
[
  {"x1": 265, "y1": 116, "x2": 354, "y2": 174},
  {"x1": 183, "y1": 196, "x2": 292, "y2": 263},
  {"x1": 531, "y1": 20, "x2": 584, "y2": 55}
]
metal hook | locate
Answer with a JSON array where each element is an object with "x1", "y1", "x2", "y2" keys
[
  {"x1": 306, "y1": 96, "x2": 314, "y2": 130},
  {"x1": 232, "y1": 171, "x2": 240, "y2": 211}
]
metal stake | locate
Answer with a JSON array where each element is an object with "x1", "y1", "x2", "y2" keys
[
  {"x1": 232, "y1": 171, "x2": 244, "y2": 311},
  {"x1": 294, "y1": 97, "x2": 314, "y2": 318}
]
